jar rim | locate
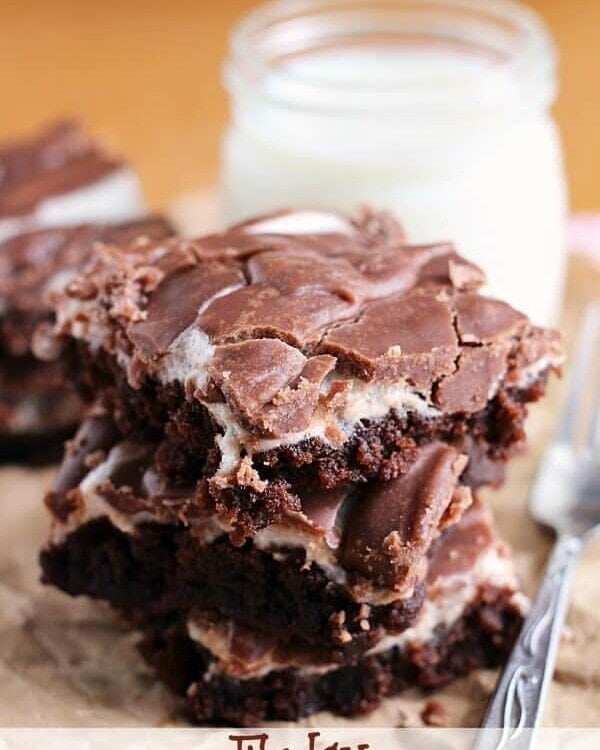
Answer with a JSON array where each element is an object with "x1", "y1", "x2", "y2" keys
[{"x1": 225, "y1": 0, "x2": 557, "y2": 114}]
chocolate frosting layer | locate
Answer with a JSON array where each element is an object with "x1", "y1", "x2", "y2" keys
[{"x1": 45, "y1": 208, "x2": 562, "y2": 443}]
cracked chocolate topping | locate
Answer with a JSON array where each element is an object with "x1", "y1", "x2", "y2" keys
[{"x1": 43, "y1": 208, "x2": 561, "y2": 444}]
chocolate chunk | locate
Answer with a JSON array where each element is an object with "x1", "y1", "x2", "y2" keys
[
  {"x1": 210, "y1": 339, "x2": 305, "y2": 411},
  {"x1": 294, "y1": 486, "x2": 349, "y2": 547},
  {"x1": 210, "y1": 340, "x2": 335, "y2": 437},
  {"x1": 419, "y1": 250, "x2": 485, "y2": 291},
  {"x1": 340, "y1": 443, "x2": 471, "y2": 594}
]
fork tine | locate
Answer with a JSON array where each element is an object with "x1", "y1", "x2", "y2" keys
[{"x1": 557, "y1": 303, "x2": 600, "y2": 446}]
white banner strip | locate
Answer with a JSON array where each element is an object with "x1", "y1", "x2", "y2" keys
[{"x1": 0, "y1": 728, "x2": 599, "y2": 750}]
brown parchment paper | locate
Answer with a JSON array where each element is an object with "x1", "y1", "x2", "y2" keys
[{"x1": 0, "y1": 196, "x2": 599, "y2": 727}]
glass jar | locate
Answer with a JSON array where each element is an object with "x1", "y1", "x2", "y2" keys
[{"x1": 221, "y1": 0, "x2": 567, "y2": 326}]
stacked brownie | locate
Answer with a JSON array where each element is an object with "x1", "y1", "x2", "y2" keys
[
  {"x1": 0, "y1": 121, "x2": 175, "y2": 458},
  {"x1": 38, "y1": 209, "x2": 562, "y2": 724}
]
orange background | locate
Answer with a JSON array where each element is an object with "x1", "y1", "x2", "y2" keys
[{"x1": 1, "y1": 0, "x2": 598, "y2": 211}]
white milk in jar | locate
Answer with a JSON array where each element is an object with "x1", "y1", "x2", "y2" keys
[{"x1": 221, "y1": 0, "x2": 567, "y2": 325}]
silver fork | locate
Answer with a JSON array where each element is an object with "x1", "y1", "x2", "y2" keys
[{"x1": 475, "y1": 304, "x2": 600, "y2": 749}]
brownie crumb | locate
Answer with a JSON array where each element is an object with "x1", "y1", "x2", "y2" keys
[{"x1": 421, "y1": 699, "x2": 450, "y2": 727}]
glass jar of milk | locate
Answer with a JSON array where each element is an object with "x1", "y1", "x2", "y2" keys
[{"x1": 221, "y1": 0, "x2": 567, "y2": 326}]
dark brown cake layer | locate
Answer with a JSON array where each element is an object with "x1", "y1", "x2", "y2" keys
[
  {"x1": 139, "y1": 583, "x2": 522, "y2": 725},
  {"x1": 41, "y1": 516, "x2": 427, "y2": 661},
  {"x1": 38, "y1": 208, "x2": 562, "y2": 536}
]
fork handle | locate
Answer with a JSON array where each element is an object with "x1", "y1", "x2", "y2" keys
[{"x1": 473, "y1": 534, "x2": 583, "y2": 750}]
